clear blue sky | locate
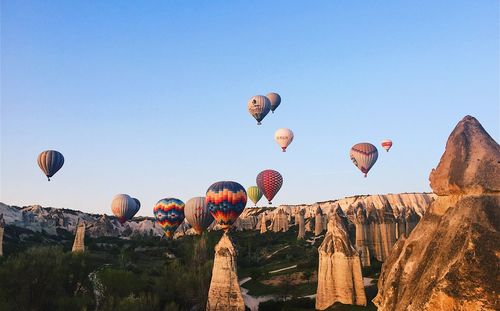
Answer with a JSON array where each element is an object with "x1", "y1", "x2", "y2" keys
[{"x1": 1, "y1": 1, "x2": 498, "y2": 216}]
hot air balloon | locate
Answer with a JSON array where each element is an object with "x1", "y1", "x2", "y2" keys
[
  {"x1": 37, "y1": 150, "x2": 64, "y2": 181},
  {"x1": 266, "y1": 92, "x2": 281, "y2": 113},
  {"x1": 247, "y1": 186, "x2": 263, "y2": 206},
  {"x1": 247, "y1": 95, "x2": 271, "y2": 125},
  {"x1": 350, "y1": 143, "x2": 379, "y2": 177},
  {"x1": 153, "y1": 198, "x2": 185, "y2": 238},
  {"x1": 206, "y1": 181, "x2": 247, "y2": 231},
  {"x1": 184, "y1": 197, "x2": 214, "y2": 235},
  {"x1": 274, "y1": 128, "x2": 294, "y2": 152},
  {"x1": 111, "y1": 194, "x2": 138, "y2": 224},
  {"x1": 256, "y1": 170, "x2": 283, "y2": 204},
  {"x1": 381, "y1": 139, "x2": 393, "y2": 152}
]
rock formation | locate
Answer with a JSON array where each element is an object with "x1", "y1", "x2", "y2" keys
[
  {"x1": 72, "y1": 221, "x2": 86, "y2": 252},
  {"x1": 260, "y1": 213, "x2": 267, "y2": 234},
  {"x1": 206, "y1": 233, "x2": 245, "y2": 311},
  {"x1": 271, "y1": 209, "x2": 289, "y2": 232},
  {"x1": 374, "y1": 116, "x2": 499, "y2": 311},
  {"x1": 305, "y1": 218, "x2": 312, "y2": 232},
  {"x1": 0, "y1": 214, "x2": 4, "y2": 256},
  {"x1": 316, "y1": 216, "x2": 366, "y2": 309},
  {"x1": 297, "y1": 210, "x2": 305, "y2": 239},
  {"x1": 314, "y1": 207, "x2": 324, "y2": 236}
]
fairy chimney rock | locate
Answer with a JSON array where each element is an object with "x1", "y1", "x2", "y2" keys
[
  {"x1": 374, "y1": 116, "x2": 500, "y2": 311},
  {"x1": 316, "y1": 218, "x2": 366, "y2": 309},
  {"x1": 297, "y1": 209, "x2": 305, "y2": 239},
  {"x1": 260, "y1": 213, "x2": 267, "y2": 234},
  {"x1": 206, "y1": 233, "x2": 245, "y2": 311},
  {"x1": 429, "y1": 115, "x2": 500, "y2": 196}
]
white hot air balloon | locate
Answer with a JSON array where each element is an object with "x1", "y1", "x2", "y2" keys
[
  {"x1": 184, "y1": 197, "x2": 214, "y2": 234},
  {"x1": 274, "y1": 128, "x2": 294, "y2": 152},
  {"x1": 381, "y1": 139, "x2": 393, "y2": 152},
  {"x1": 111, "y1": 194, "x2": 137, "y2": 224}
]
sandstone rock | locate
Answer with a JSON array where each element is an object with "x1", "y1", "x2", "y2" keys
[
  {"x1": 206, "y1": 233, "x2": 245, "y2": 311},
  {"x1": 373, "y1": 116, "x2": 500, "y2": 311},
  {"x1": 305, "y1": 218, "x2": 312, "y2": 232},
  {"x1": 271, "y1": 209, "x2": 289, "y2": 232},
  {"x1": 314, "y1": 207, "x2": 324, "y2": 236},
  {"x1": 430, "y1": 115, "x2": 500, "y2": 196},
  {"x1": 260, "y1": 213, "x2": 267, "y2": 234},
  {"x1": 316, "y1": 218, "x2": 366, "y2": 309},
  {"x1": 72, "y1": 221, "x2": 86, "y2": 253},
  {"x1": 297, "y1": 210, "x2": 305, "y2": 239}
]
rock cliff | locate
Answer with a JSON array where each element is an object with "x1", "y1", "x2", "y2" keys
[
  {"x1": 373, "y1": 116, "x2": 499, "y2": 311},
  {"x1": 206, "y1": 233, "x2": 245, "y2": 311}
]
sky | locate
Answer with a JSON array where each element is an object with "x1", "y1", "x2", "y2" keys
[{"x1": 1, "y1": 1, "x2": 499, "y2": 216}]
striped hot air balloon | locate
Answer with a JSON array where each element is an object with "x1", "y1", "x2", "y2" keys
[
  {"x1": 184, "y1": 197, "x2": 214, "y2": 235},
  {"x1": 247, "y1": 95, "x2": 271, "y2": 125},
  {"x1": 256, "y1": 170, "x2": 283, "y2": 204},
  {"x1": 350, "y1": 143, "x2": 379, "y2": 177},
  {"x1": 274, "y1": 128, "x2": 294, "y2": 152},
  {"x1": 266, "y1": 92, "x2": 281, "y2": 113},
  {"x1": 153, "y1": 198, "x2": 185, "y2": 238},
  {"x1": 247, "y1": 186, "x2": 263, "y2": 206},
  {"x1": 381, "y1": 139, "x2": 393, "y2": 152},
  {"x1": 206, "y1": 181, "x2": 247, "y2": 231},
  {"x1": 111, "y1": 194, "x2": 139, "y2": 224},
  {"x1": 37, "y1": 150, "x2": 64, "y2": 181}
]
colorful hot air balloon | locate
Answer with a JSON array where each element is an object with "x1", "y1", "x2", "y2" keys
[
  {"x1": 247, "y1": 95, "x2": 271, "y2": 125},
  {"x1": 266, "y1": 92, "x2": 281, "y2": 113},
  {"x1": 153, "y1": 198, "x2": 185, "y2": 238},
  {"x1": 256, "y1": 170, "x2": 283, "y2": 204},
  {"x1": 206, "y1": 181, "x2": 247, "y2": 231},
  {"x1": 37, "y1": 150, "x2": 64, "y2": 181},
  {"x1": 111, "y1": 194, "x2": 138, "y2": 224},
  {"x1": 247, "y1": 186, "x2": 263, "y2": 206},
  {"x1": 184, "y1": 197, "x2": 214, "y2": 235},
  {"x1": 381, "y1": 139, "x2": 393, "y2": 152},
  {"x1": 350, "y1": 143, "x2": 379, "y2": 177},
  {"x1": 274, "y1": 128, "x2": 294, "y2": 152}
]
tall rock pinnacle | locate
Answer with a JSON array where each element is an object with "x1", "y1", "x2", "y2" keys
[
  {"x1": 316, "y1": 216, "x2": 366, "y2": 309},
  {"x1": 206, "y1": 233, "x2": 245, "y2": 311},
  {"x1": 374, "y1": 116, "x2": 500, "y2": 311}
]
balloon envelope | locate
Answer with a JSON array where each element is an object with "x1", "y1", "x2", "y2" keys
[
  {"x1": 184, "y1": 197, "x2": 213, "y2": 234},
  {"x1": 206, "y1": 181, "x2": 247, "y2": 231},
  {"x1": 381, "y1": 139, "x2": 393, "y2": 152},
  {"x1": 350, "y1": 143, "x2": 379, "y2": 177},
  {"x1": 37, "y1": 150, "x2": 64, "y2": 181},
  {"x1": 247, "y1": 186, "x2": 263, "y2": 206},
  {"x1": 153, "y1": 198, "x2": 185, "y2": 238},
  {"x1": 266, "y1": 92, "x2": 281, "y2": 113},
  {"x1": 111, "y1": 194, "x2": 137, "y2": 224},
  {"x1": 256, "y1": 170, "x2": 283, "y2": 204},
  {"x1": 247, "y1": 95, "x2": 271, "y2": 125},
  {"x1": 274, "y1": 128, "x2": 294, "y2": 152}
]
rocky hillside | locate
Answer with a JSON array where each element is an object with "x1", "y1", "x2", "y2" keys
[
  {"x1": 1, "y1": 192, "x2": 433, "y2": 238},
  {"x1": 374, "y1": 116, "x2": 499, "y2": 311}
]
